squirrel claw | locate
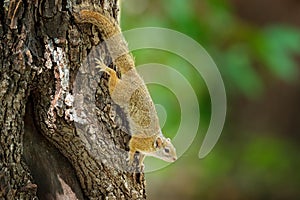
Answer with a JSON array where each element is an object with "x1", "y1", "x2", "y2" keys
[{"x1": 95, "y1": 58, "x2": 107, "y2": 70}]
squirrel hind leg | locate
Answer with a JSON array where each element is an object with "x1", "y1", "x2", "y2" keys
[
  {"x1": 96, "y1": 62, "x2": 119, "y2": 94},
  {"x1": 105, "y1": 68, "x2": 118, "y2": 94}
]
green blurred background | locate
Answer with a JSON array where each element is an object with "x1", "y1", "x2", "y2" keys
[{"x1": 121, "y1": 0, "x2": 300, "y2": 199}]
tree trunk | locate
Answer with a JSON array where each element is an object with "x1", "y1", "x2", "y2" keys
[{"x1": 0, "y1": 0, "x2": 146, "y2": 199}]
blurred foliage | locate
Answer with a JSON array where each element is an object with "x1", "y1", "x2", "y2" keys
[
  {"x1": 121, "y1": 0, "x2": 300, "y2": 98},
  {"x1": 121, "y1": 0, "x2": 300, "y2": 199}
]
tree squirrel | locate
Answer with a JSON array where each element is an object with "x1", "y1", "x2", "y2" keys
[{"x1": 74, "y1": 9, "x2": 177, "y2": 166}]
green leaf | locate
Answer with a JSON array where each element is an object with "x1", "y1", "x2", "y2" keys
[
  {"x1": 224, "y1": 45, "x2": 263, "y2": 98},
  {"x1": 256, "y1": 26, "x2": 300, "y2": 81}
]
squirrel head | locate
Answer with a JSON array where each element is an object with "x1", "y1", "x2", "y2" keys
[{"x1": 152, "y1": 136, "x2": 177, "y2": 162}]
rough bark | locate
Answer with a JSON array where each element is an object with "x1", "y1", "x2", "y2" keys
[{"x1": 0, "y1": 0, "x2": 146, "y2": 199}]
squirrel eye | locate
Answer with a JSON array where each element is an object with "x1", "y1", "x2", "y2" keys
[{"x1": 164, "y1": 148, "x2": 170, "y2": 153}]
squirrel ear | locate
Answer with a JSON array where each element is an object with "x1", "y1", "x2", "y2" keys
[{"x1": 154, "y1": 136, "x2": 163, "y2": 148}]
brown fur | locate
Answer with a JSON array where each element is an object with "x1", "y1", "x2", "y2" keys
[{"x1": 75, "y1": 9, "x2": 177, "y2": 166}]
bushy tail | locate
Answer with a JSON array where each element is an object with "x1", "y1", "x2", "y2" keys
[{"x1": 74, "y1": 10, "x2": 135, "y2": 74}]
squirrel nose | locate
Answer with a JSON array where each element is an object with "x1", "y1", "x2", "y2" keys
[{"x1": 172, "y1": 157, "x2": 177, "y2": 162}]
